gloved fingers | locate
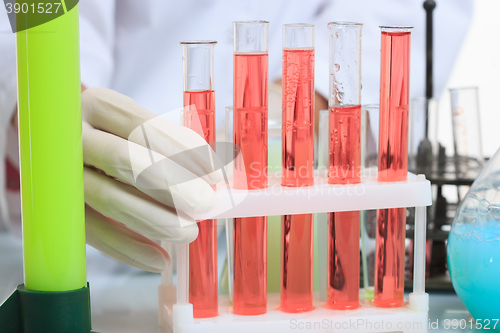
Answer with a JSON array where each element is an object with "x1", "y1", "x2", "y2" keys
[
  {"x1": 81, "y1": 87, "x2": 223, "y2": 184},
  {"x1": 85, "y1": 205, "x2": 169, "y2": 273},
  {"x1": 83, "y1": 123, "x2": 216, "y2": 214},
  {"x1": 84, "y1": 167, "x2": 199, "y2": 244}
]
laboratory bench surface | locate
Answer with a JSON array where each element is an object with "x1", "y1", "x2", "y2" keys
[{"x1": 0, "y1": 232, "x2": 475, "y2": 333}]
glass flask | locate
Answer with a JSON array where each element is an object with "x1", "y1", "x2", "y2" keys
[{"x1": 448, "y1": 147, "x2": 500, "y2": 325}]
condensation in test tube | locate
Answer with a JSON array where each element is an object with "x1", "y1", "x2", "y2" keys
[
  {"x1": 280, "y1": 23, "x2": 315, "y2": 313},
  {"x1": 326, "y1": 21, "x2": 362, "y2": 310}
]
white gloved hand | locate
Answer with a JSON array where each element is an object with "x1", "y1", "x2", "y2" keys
[{"x1": 82, "y1": 88, "x2": 221, "y2": 273}]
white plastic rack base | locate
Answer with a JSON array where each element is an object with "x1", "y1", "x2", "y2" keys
[
  {"x1": 159, "y1": 171, "x2": 432, "y2": 333},
  {"x1": 169, "y1": 293, "x2": 430, "y2": 333}
]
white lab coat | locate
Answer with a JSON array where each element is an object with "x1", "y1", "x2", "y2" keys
[{"x1": 0, "y1": 0, "x2": 473, "y2": 232}]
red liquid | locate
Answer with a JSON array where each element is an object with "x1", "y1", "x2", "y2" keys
[
  {"x1": 233, "y1": 216, "x2": 267, "y2": 315},
  {"x1": 184, "y1": 90, "x2": 215, "y2": 144},
  {"x1": 188, "y1": 219, "x2": 218, "y2": 317},
  {"x1": 328, "y1": 105, "x2": 361, "y2": 184},
  {"x1": 184, "y1": 90, "x2": 218, "y2": 318},
  {"x1": 327, "y1": 104, "x2": 361, "y2": 309},
  {"x1": 280, "y1": 49, "x2": 315, "y2": 312},
  {"x1": 326, "y1": 211, "x2": 360, "y2": 309},
  {"x1": 233, "y1": 53, "x2": 268, "y2": 190},
  {"x1": 280, "y1": 214, "x2": 314, "y2": 312},
  {"x1": 282, "y1": 49, "x2": 314, "y2": 187},
  {"x1": 233, "y1": 53, "x2": 268, "y2": 315},
  {"x1": 375, "y1": 30, "x2": 411, "y2": 308},
  {"x1": 374, "y1": 208, "x2": 406, "y2": 307},
  {"x1": 378, "y1": 31, "x2": 410, "y2": 182}
]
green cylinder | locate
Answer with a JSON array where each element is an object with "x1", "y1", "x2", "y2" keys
[{"x1": 16, "y1": 3, "x2": 86, "y2": 291}]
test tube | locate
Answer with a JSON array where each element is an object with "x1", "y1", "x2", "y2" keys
[
  {"x1": 181, "y1": 41, "x2": 218, "y2": 318},
  {"x1": 232, "y1": 21, "x2": 269, "y2": 315},
  {"x1": 449, "y1": 87, "x2": 485, "y2": 178},
  {"x1": 280, "y1": 24, "x2": 315, "y2": 313},
  {"x1": 375, "y1": 26, "x2": 412, "y2": 308},
  {"x1": 326, "y1": 22, "x2": 362, "y2": 310},
  {"x1": 17, "y1": 4, "x2": 86, "y2": 292}
]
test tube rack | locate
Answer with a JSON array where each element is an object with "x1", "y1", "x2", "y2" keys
[{"x1": 159, "y1": 171, "x2": 431, "y2": 333}]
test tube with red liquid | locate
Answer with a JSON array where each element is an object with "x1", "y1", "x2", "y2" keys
[
  {"x1": 326, "y1": 22, "x2": 363, "y2": 310},
  {"x1": 375, "y1": 26, "x2": 412, "y2": 308},
  {"x1": 232, "y1": 21, "x2": 269, "y2": 315},
  {"x1": 280, "y1": 24, "x2": 315, "y2": 313},
  {"x1": 181, "y1": 41, "x2": 218, "y2": 318}
]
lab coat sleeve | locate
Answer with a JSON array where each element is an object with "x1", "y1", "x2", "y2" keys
[{"x1": 79, "y1": 0, "x2": 116, "y2": 88}]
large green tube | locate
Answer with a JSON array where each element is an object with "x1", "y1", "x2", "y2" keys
[{"x1": 16, "y1": 2, "x2": 85, "y2": 291}]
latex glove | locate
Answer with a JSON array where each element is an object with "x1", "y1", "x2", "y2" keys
[{"x1": 82, "y1": 88, "x2": 221, "y2": 272}]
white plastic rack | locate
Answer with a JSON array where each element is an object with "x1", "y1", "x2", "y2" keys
[{"x1": 159, "y1": 171, "x2": 432, "y2": 333}]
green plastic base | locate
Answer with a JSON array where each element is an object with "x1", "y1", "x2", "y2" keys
[{"x1": 0, "y1": 283, "x2": 93, "y2": 333}]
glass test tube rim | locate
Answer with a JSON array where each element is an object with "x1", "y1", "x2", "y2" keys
[
  {"x1": 379, "y1": 25, "x2": 413, "y2": 33},
  {"x1": 328, "y1": 21, "x2": 363, "y2": 28},
  {"x1": 180, "y1": 40, "x2": 218, "y2": 45},
  {"x1": 283, "y1": 23, "x2": 314, "y2": 28},
  {"x1": 449, "y1": 86, "x2": 479, "y2": 93},
  {"x1": 233, "y1": 20, "x2": 270, "y2": 25}
]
